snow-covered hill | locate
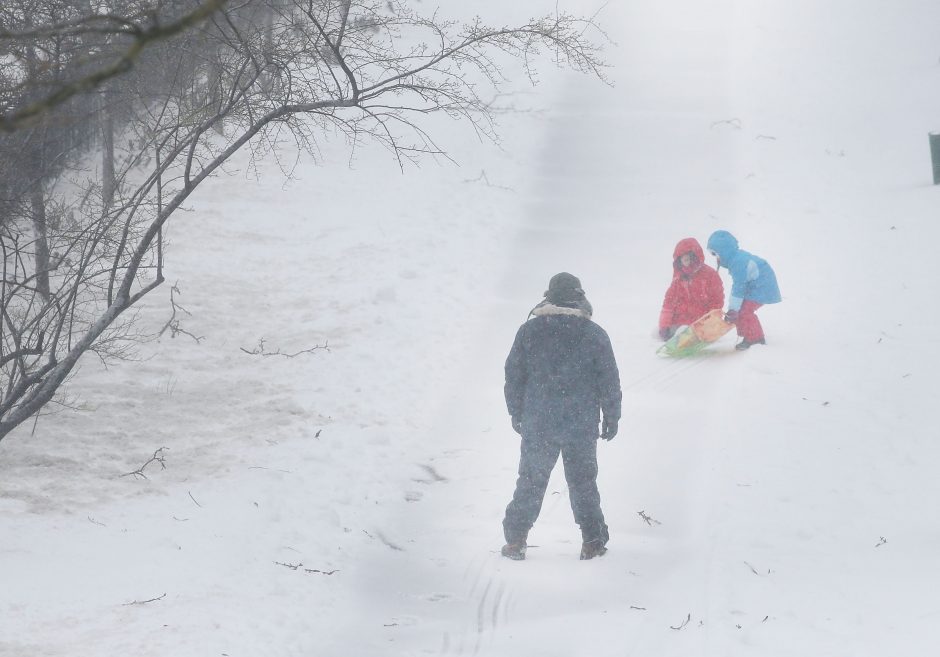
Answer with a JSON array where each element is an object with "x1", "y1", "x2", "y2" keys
[{"x1": 3, "y1": 1, "x2": 940, "y2": 656}]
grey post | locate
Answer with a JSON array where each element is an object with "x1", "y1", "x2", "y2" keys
[{"x1": 930, "y1": 133, "x2": 940, "y2": 184}]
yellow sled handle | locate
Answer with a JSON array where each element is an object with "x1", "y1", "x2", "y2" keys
[{"x1": 690, "y1": 308, "x2": 734, "y2": 342}]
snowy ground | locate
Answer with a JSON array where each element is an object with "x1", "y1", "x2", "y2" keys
[{"x1": 3, "y1": 1, "x2": 940, "y2": 656}]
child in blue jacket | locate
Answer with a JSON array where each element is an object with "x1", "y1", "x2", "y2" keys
[{"x1": 706, "y1": 230, "x2": 781, "y2": 350}]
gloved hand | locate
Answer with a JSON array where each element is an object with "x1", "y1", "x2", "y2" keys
[
  {"x1": 511, "y1": 416, "x2": 523, "y2": 434},
  {"x1": 600, "y1": 418, "x2": 618, "y2": 441},
  {"x1": 724, "y1": 310, "x2": 739, "y2": 324},
  {"x1": 659, "y1": 326, "x2": 675, "y2": 341}
]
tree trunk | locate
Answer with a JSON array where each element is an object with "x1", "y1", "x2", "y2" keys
[
  {"x1": 30, "y1": 182, "x2": 51, "y2": 302},
  {"x1": 101, "y1": 89, "x2": 115, "y2": 209},
  {"x1": 208, "y1": 46, "x2": 226, "y2": 136},
  {"x1": 24, "y1": 37, "x2": 51, "y2": 301},
  {"x1": 336, "y1": 0, "x2": 352, "y2": 50}
]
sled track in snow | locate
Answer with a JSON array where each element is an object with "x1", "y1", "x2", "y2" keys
[
  {"x1": 623, "y1": 352, "x2": 721, "y2": 393},
  {"x1": 432, "y1": 556, "x2": 511, "y2": 656}
]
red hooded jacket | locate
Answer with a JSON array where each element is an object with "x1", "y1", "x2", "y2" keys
[{"x1": 659, "y1": 238, "x2": 724, "y2": 330}]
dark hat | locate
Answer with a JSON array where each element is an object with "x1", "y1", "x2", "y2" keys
[{"x1": 544, "y1": 272, "x2": 585, "y2": 307}]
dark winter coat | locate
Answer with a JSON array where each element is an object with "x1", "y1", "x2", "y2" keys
[
  {"x1": 706, "y1": 230, "x2": 781, "y2": 311},
  {"x1": 504, "y1": 305, "x2": 622, "y2": 440},
  {"x1": 659, "y1": 237, "x2": 724, "y2": 330}
]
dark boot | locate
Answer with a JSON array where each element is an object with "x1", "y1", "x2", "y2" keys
[
  {"x1": 501, "y1": 529, "x2": 528, "y2": 561},
  {"x1": 500, "y1": 542, "x2": 527, "y2": 560},
  {"x1": 735, "y1": 337, "x2": 766, "y2": 351},
  {"x1": 579, "y1": 539, "x2": 608, "y2": 560}
]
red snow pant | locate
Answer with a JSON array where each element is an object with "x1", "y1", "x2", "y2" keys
[{"x1": 737, "y1": 300, "x2": 764, "y2": 342}]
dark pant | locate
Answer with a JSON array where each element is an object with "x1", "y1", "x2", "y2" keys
[{"x1": 503, "y1": 433, "x2": 608, "y2": 545}]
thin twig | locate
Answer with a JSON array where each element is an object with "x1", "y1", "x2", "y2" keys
[
  {"x1": 744, "y1": 561, "x2": 771, "y2": 576},
  {"x1": 413, "y1": 463, "x2": 447, "y2": 483},
  {"x1": 239, "y1": 338, "x2": 329, "y2": 358},
  {"x1": 373, "y1": 531, "x2": 405, "y2": 552},
  {"x1": 120, "y1": 447, "x2": 167, "y2": 479},
  {"x1": 462, "y1": 170, "x2": 515, "y2": 192},
  {"x1": 122, "y1": 593, "x2": 166, "y2": 606},
  {"x1": 158, "y1": 283, "x2": 203, "y2": 343},
  {"x1": 669, "y1": 613, "x2": 691, "y2": 630},
  {"x1": 274, "y1": 561, "x2": 339, "y2": 575}
]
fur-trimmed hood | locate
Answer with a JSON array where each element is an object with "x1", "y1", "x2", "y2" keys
[{"x1": 529, "y1": 301, "x2": 592, "y2": 320}]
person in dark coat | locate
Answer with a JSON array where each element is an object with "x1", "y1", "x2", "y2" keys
[{"x1": 501, "y1": 273, "x2": 622, "y2": 561}]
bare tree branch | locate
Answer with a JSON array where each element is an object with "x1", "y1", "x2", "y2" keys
[
  {"x1": 0, "y1": 0, "x2": 609, "y2": 443},
  {"x1": 122, "y1": 592, "x2": 166, "y2": 605},
  {"x1": 120, "y1": 447, "x2": 168, "y2": 479},
  {"x1": 1, "y1": 0, "x2": 233, "y2": 132},
  {"x1": 669, "y1": 613, "x2": 691, "y2": 631},
  {"x1": 239, "y1": 338, "x2": 329, "y2": 358},
  {"x1": 158, "y1": 283, "x2": 203, "y2": 343}
]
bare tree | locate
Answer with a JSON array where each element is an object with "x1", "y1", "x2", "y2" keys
[
  {"x1": 0, "y1": 0, "x2": 231, "y2": 132},
  {"x1": 0, "y1": 0, "x2": 608, "y2": 442}
]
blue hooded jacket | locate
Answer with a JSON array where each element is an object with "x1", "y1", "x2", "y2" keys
[{"x1": 706, "y1": 230, "x2": 781, "y2": 311}]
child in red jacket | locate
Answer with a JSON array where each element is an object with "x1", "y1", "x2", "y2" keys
[{"x1": 658, "y1": 238, "x2": 724, "y2": 340}]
